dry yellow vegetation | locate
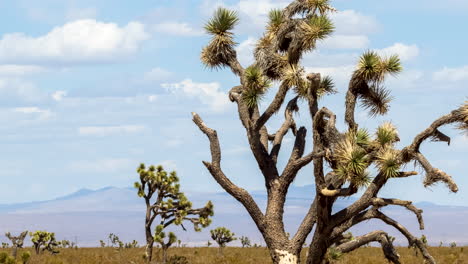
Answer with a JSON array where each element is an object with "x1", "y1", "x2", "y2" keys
[{"x1": 1, "y1": 246, "x2": 466, "y2": 264}]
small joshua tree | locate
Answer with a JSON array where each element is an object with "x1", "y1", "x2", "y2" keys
[
  {"x1": 206, "y1": 241, "x2": 212, "y2": 247},
  {"x1": 20, "y1": 251, "x2": 31, "y2": 264},
  {"x1": 30, "y1": 231, "x2": 59, "y2": 255},
  {"x1": 210, "y1": 227, "x2": 236, "y2": 255},
  {"x1": 240, "y1": 236, "x2": 251, "y2": 248},
  {"x1": 124, "y1": 240, "x2": 139, "y2": 249},
  {"x1": 108, "y1": 233, "x2": 124, "y2": 250},
  {"x1": 194, "y1": 2, "x2": 468, "y2": 263},
  {"x1": 135, "y1": 164, "x2": 214, "y2": 263},
  {"x1": 1, "y1": 243, "x2": 8, "y2": 249},
  {"x1": 5, "y1": 231, "x2": 28, "y2": 258},
  {"x1": 99, "y1": 240, "x2": 106, "y2": 248},
  {"x1": 154, "y1": 225, "x2": 178, "y2": 264}
]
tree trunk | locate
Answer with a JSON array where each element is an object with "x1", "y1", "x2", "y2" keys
[
  {"x1": 306, "y1": 233, "x2": 330, "y2": 264},
  {"x1": 145, "y1": 224, "x2": 154, "y2": 263},
  {"x1": 11, "y1": 246, "x2": 17, "y2": 258},
  {"x1": 162, "y1": 246, "x2": 168, "y2": 264},
  {"x1": 271, "y1": 249, "x2": 299, "y2": 264},
  {"x1": 34, "y1": 244, "x2": 40, "y2": 255}
]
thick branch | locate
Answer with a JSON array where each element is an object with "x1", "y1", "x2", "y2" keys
[
  {"x1": 336, "y1": 230, "x2": 401, "y2": 264},
  {"x1": 192, "y1": 113, "x2": 266, "y2": 230},
  {"x1": 371, "y1": 198, "x2": 424, "y2": 230},
  {"x1": 270, "y1": 96, "x2": 299, "y2": 163},
  {"x1": 414, "y1": 152, "x2": 458, "y2": 192},
  {"x1": 373, "y1": 211, "x2": 436, "y2": 264},
  {"x1": 256, "y1": 82, "x2": 290, "y2": 131}
]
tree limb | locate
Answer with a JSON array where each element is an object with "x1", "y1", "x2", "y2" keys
[
  {"x1": 335, "y1": 230, "x2": 401, "y2": 264},
  {"x1": 192, "y1": 112, "x2": 266, "y2": 230}
]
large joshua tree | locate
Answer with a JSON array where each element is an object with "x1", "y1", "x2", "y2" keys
[
  {"x1": 193, "y1": 2, "x2": 468, "y2": 264},
  {"x1": 135, "y1": 164, "x2": 214, "y2": 263}
]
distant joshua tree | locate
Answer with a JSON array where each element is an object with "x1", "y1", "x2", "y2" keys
[
  {"x1": 99, "y1": 240, "x2": 106, "y2": 248},
  {"x1": 134, "y1": 164, "x2": 214, "y2": 263},
  {"x1": 194, "y1": 1, "x2": 468, "y2": 263},
  {"x1": 210, "y1": 227, "x2": 236, "y2": 255},
  {"x1": 240, "y1": 236, "x2": 251, "y2": 248},
  {"x1": 30, "y1": 231, "x2": 60, "y2": 255},
  {"x1": 5, "y1": 231, "x2": 28, "y2": 258}
]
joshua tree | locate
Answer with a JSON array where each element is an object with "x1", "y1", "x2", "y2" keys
[
  {"x1": 135, "y1": 164, "x2": 214, "y2": 262},
  {"x1": 206, "y1": 241, "x2": 212, "y2": 247},
  {"x1": 30, "y1": 231, "x2": 59, "y2": 255},
  {"x1": 20, "y1": 251, "x2": 31, "y2": 264},
  {"x1": 210, "y1": 227, "x2": 236, "y2": 255},
  {"x1": 99, "y1": 240, "x2": 106, "y2": 248},
  {"x1": 108, "y1": 233, "x2": 124, "y2": 249},
  {"x1": 5, "y1": 231, "x2": 28, "y2": 258},
  {"x1": 154, "y1": 225, "x2": 178, "y2": 264},
  {"x1": 124, "y1": 240, "x2": 139, "y2": 249},
  {"x1": 194, "y1": 2, "x2": 468, "y2": 264},
  {"x1": 240, "y1": 236, "x2": 251, "y2": 248}
]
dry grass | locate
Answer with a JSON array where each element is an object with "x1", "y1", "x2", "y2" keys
[{"x1": 1, "y1": 246, "x2": 466, "y2": 264}]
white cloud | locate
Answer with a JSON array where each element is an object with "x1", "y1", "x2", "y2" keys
[
  {"x1": 148, "y1": 95, "x2": 158, "y2": 102},
  {"x1": 376, "y1": 43, "x2": 419, "y2": 62},
  {"x1": 65, "y1": 7, "x2": 98, "y2": 21},
  {"x1": 70, "y1": 158, "x2": 136, "y2": 172},
  {"x1": 52, "y1": 90, "x2": 67, "y2": 101},
  {"x1": 236, "y1": 37, "x2": 257, "y2": 66},
  {"x1": 78, "y1": 125, "x2": 146, "y2": 136},
  {"x1": 331, "y1": 10, "x2": 380, "y2": 35},
  {"x1": 153, "y1": 22, "x2": 203, "y2": 36},
  {"x1": 161, "y1": 79, "x2": 230, "y2": 112},
  {"x1": 433, "y1": 66, "x2": 468, "y2": 82},
  {"x1": 0, "y1": 19, "x2": 149, "y2": 64},
  {"x1": 319, "y1": 35, "x2": 369, "y2": 50},
  {"x1": 238, "y1": 0, "x2": 289, "y2": 27},
  {"x1": 0, "y1": 78, "x2": 46, "y2": 102},
  {"x1": 143, "y1": 67, "x2": 173, "y2": 82},
  {"x1": 13, "y1": 107, "x2": 53, "y2": 120},
  {"x1": 0, "y1": 65, "x2": 46, "y2": 76}
]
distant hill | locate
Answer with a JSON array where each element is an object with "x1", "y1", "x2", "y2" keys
[{"x1": 0, "y1": 185, "x2": 466, "y2": 247}]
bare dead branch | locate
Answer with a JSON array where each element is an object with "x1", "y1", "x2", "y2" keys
[
  {"x1": 192, "y1": 112, "x2": 266, "y2": 229},
  {"x1": 335, "y1": 230, "x2": 401, "y2": 264}
]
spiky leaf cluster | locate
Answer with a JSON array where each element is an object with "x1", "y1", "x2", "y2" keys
[
  {"x1": 242, "y1": 66, "x2": 272, "y2": 108},
  {"x1": 375, "y1": 122, "x2": 399, "y2": 147},
  {"x1": 210, "y1": 227, "x2": 236, "y2": 247},
  {"x1": 376, "y1": 147, "x2": 401, "y2": 178},
  {"x1": 299, "y1": 15, "x2": 334, "y2": 51},
  {"x1": 334, "y1": 135, "x2": 372, "y2": 187},
  {"x1": 201, "y1": 8, "x2": 239, "y2": 69},
  {"x1": 352, "y1": 51, "x2": 402, "y2": 116}
]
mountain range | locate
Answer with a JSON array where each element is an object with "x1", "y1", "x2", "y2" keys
[{"x1": 0, "y1": 185, "x2": 466, "y2": 247}]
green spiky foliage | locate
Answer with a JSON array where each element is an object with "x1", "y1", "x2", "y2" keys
[
  {"x1": 352, "y1": 51, "x2": 402, "y2": 117},
  {"x1": 108, "y1": 233, "x2": 124, "y2": 250},
  {"x1": 242, "y1": 65, "x2": 272, "y2": 108},
  {"x1": 201, "y1": 8, "x2": 239, "y2": 69},
  {"x1": 334, "y1": 135, "x2": 371, "y2": 188},
  {"x1": 30, "y1": 231, "x2": 59, "y2": 255},
  {"x1": 135, "y1": 164, "x2": 214, "y2": 262},
  {"x1": 299, "y1": 14, "x2": 334, "y2": 51},
  {"x1": 240, "y1": 236, "x2": 251, "y2": 248},
  {"x1": 267, "y1": 9, "x2": 284, "y2": 33},
  {"x1": 327, "y1": 246, "x2": 343, "y2": 262},
  {"x1": 210, "y1": 227, "x2": 236, "y2": 255},
  {"x1": 375, "y1": 122, "x2": 399, "y2": 146},
  {"x1": 334, "y1": 122, "x2": 404, "y2": 185},
  {"x1": 4, "y1": 256, "x2": 15, "y2": 264},
  {"x1": 0, "y1": 252, "x2": 8, "y2": 263},
  {"x1": 21, "y1": 251, "x2": 31, "y2": 264}
]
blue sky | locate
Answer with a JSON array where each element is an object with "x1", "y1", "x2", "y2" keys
[{"x1": 0, "y1": 0, "x2": 467, "y2": 205}]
